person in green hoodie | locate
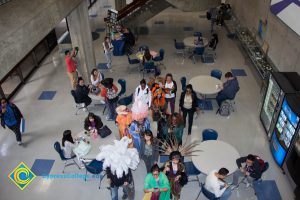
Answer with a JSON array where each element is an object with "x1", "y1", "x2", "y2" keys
[{"x1": 144, "y1": 164, "x2": 170, "y2": 200}]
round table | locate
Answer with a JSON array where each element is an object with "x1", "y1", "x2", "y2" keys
[
  {"x1": 136, "y1": 50, "x2": 158, "y2": 61},
  {"x1": 88, "y1": 82, "x2": 121, "y2": 103},
  {"x1": 189, "y1": 75, "x2": 222, "y2": 95},
  {"x1": 183, "y1": 36, "x2": 209, "y2": 47},
  {"x1": 192, "y1": 140, "x2": 240, "y2": 175}
]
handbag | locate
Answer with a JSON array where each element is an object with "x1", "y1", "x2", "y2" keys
[
  {"x1": 142, "y1": 192, "x2": 152, "y2": 200},
  {"x1": 98, "y1": 125, "x2": 112, "y2": 138}
]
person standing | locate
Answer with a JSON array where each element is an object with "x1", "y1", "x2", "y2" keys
[
  {"x1": 100, "y1": 78, "x2": 119, "y2": 121},
  {"x1": 103, "y1": 36, "x2": 114, "y2": 70},
  {"x1": 0, "y1": 98, "x2": 23, "y2": 145},
  {"x1": 134, "y1": 79, "x2": 152, "y2": 108},
  {"x1": 163, "y1": 73, "x2": 177, "y2": 114},
  {"x1": 115, "y1": 105, "x2": 132, "y2": 139},
  {"x1": 64, "y1": 47, "x2": 78, "y2": 89},
  {"x1": 161, "y1": 113, "x2": 184, "y2": 146},
  {"x1": 205, "y1": 168, "x2": 232, "y2": 200},
  {"x1": 179, "y1": 84, "x2": 199, "y2": 135},
  {"x1": 140, "y1": 130, "x2": 159, "y2": 173}
]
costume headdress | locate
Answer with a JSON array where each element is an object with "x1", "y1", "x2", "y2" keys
[{"x1": 131, "y1": 100, "x2": 149, "y2": 121}]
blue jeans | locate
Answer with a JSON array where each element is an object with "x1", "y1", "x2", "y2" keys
[
  {"x1": 107, "y1": 100, "x2": 117, "y2": 120},
  {"x1": 220, "y1": 188, "x2": 232, "y2": 200},
  {"x1": 110, "y1": 182, "x2": 135, "y2": 200},
  {"x1": 216, "y1": 93, "x2": 229, "y2": 107}
]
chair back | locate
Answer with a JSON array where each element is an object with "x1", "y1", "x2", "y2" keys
[
  {"x1": 84, "y1": 159, "x2": 103, "y2": 174},
  {"x1": 180, "y1": 76, "x2": 187, "y2": 91},
  {"x1": 202, "y1": 129, "x2": 218, "y2": 141},
  {"x1": 159, "y1": 49, "x2": 165, "y2": 59},
  {"x1": 71, "y1": 90, "x2": 80, "y2": 104},
  {"x1": 184, "y1": 161, "x2": 201, "y2": 176},
  {"x1": 118, "y1": 93, "x2": 133, "y2": 106},
  {"x1": 159, "y1": 155, "x2": 169, "y2": 163},
  {"x1": 194, "y1": 47, "x2": 205, "y2": 55},
  {"x1": 174, "y1": 39, "x2": 185, "y2": 50},
  {"x1": 144, "y1": 62, "x2": 155, "y2": 70},
  {"x1": 100, "y1": 72, "x2": 104, "y2": 80},
  {"x1": 194, "y1": 32, "x2": 202, "y2": 37},
  {"x1": 139, "y1": 45, "x2": 149, "y2": 51},
  {"x1": 54, "y1": 141, "x2": 67, "y2": 160},
  {"x1": 118, "y1": 79, "x2": 126, "y2": 96},
  {"x1": 210, "y1": 69, "x2": 222, "y2": 80},
  {"x1": 201, "y1": 183, "x2": 218, "y2": 199}
]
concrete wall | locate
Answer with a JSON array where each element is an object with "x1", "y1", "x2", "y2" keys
[
  {"x1": 0, "y1": 0, "x2": 83, "y2": 80},
  {"x1": 228, "y1": 0, "x2": 300, "y2": 74}
]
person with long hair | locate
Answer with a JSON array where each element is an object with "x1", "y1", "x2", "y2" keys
[
  {"x1": 142, "y1": 48, "x2": 153, "y2": 65},
  {"x1": 162, "y1": 151, "x2": 187, "y2": 200},
  {"x1": 151, "y1": 83, "x2": 167, "y2": 121},
  {"x1": 179, "y1": 84, "x2": 199, "y2": 135},
  {"x1": 100, "y1": 78, "x2": 119, "y2": 121},
  {"x1": 61, "y1": 130, "x2": 76, "y2": 158},
  {"x1": 103, "y1": 36, "x2": 114, "y2": 70},
  {"x1": 90, "y1": 68, "x2": 103, "y2": 87},
  {"x1": 84, "y1": 112, "x2": 103, "y2": 132},
  {"x1": 144, "y1": 164, "x2": 171, "y2": 200},
  {"x1": 162, "y1": 113, "x2": 184, "y2": 146},
  {"x1": 163, "y1": 73, "x2": 177, "y2": 114},
  {"x1": 140, "y1": 130, "x2": 159, "y2": 173}
]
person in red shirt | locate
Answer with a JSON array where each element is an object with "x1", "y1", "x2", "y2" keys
[{"x1": 65, "y1": 47, "x2": 78, "y2": 89}]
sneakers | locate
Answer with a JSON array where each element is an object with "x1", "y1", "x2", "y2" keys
[
  {"x1": 106, "y1": 116, "x2": 114, "y2": 121},
  {"x1": 17, "y1": 141, "x2": 22, "y2": 145},
  {"x1": 122, "y1": 194, "x2": 128, "y2": 199}
]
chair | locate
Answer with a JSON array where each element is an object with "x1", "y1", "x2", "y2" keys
[
  {"x1": 153, "y1": 48, "x2": 165, "y2": 69},
  {"x1": 82, "y1": 159, "x2": 106, "y2": 189},
  {"x1": 127, "y1": 54, "x2": 140, "y2": 73},
  {"x1": 100, "y1": 72, "x2": 104, "y2": 79},
  {"x1": 118, "y1": 93, "x2": 133, "y2": 106},
  {"x1": 202, "y1": 129, "x2": 218, "y2": 141},
  {"x1": 226, "y1": 88, "x2": 239, "y2": 112},
  {"x1": 180, "y1": 76, "x2": 187, "y2": 91},
  {"x1": 142, "y1": 62, "x2": 157, "y2": 78},
  {"x1": 71, "y1": 90, "x2": 88, "y2": 115},
  {"x1": 210, "y1": 69, "x2": 222, "y2": 80},
  {"x1": 194, "y1": 32, "x2": 202, "y2": 37},
  {"x1": 196, "y1": 183, "x2": 220, "y2": 200},
  {"x1": 139, "y1": 45, "x2": 149, "y2": 51},
  {"x1": 184, "y1": 161, "x2": 201, "y2": 184},
  {"x1": 159, "y1": 155, "x2": 169, "y2": 163},
  {"x1": 54, "y1": 142, "x2": 80, "y2": 173},
  {"x1": 174, "y1": 39, "x2": 185, "y2": 63},
  {"x1": 118, "y1": 79, "x2": 126, "y2": 97},
  {"x1": 192, "y1": 47, "x2": 205, "y2": 64}
]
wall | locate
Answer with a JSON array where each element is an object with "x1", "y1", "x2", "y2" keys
[
  {"x1": 166, "y1": 0, "x2": 220, "y2": 11},
  {"x1": 0, "y1": 0, "x2": 83, "y2": 81},
  {"x1": 228, "y1": 0, "x2": 300, "y2": 74}
]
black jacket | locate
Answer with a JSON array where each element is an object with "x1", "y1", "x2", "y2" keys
[
  {"x1": 236, "y1": 156, "x2": 263, "y2": 179},
  {"x1": 179, "y1": 91, "x2": 198, "y2": 111},
  {"x1": 140, "y1": 139, "x2": 159, "y2": 162},
  {"x1": 106, "y1": 168, "x2": 133, "y2": 187},
  {"x1": 0, "y1": 103, "x2": 23, "y2": 128},
  {"x1": 75, "y1": 85, "x2": 92, "y2": 106},
  {"x1": 84, "y1": 114, "x2": 103, "y2": 131}
]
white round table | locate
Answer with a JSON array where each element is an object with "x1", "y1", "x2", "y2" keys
[
  {"x1": 189, "y1": 75, "x2": 222, "y2": 95},
  {"x1": 183, "y1": 36, "x2": 209, "y2": 47},
  {"x1": 88, "y1": 82, "x2": 121, "y2": 103},
  {"x1": 192, "y1": 140, "x2": 240, "y2": 175}
]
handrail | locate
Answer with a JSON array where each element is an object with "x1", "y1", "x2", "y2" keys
[{"x1": 117, "y1": 0, "x2": 151, "y2": 21}]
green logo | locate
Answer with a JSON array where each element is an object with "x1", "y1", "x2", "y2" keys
[{"x1": 8, "y1": 162, "x2": 36, "y2": 190}]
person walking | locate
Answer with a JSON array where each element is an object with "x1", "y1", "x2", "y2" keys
[
  {"x1": 163, "y1": 73, "x2": 177, "y2": 114},
  {"x1": 140, "y1": 130, "x2": 159, "y2": 173},
  {"x1": 103, "y1": 36, "x2": 114, "y2": 71},
  {"x1": 0, "y1": 98, "x2": 23, "y2": 145}
]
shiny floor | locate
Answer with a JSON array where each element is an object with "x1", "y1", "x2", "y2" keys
[{"x1": 0, "y1": 1, "x2": 295, "y2": 200}]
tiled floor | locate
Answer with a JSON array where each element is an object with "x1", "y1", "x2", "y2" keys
[{"x1": 0, "y1": 0, "x2": 295, "y2": 200}]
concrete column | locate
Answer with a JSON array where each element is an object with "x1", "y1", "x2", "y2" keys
[{"x1": 67, "y1": 0, "x2": 96, "y2": 82}]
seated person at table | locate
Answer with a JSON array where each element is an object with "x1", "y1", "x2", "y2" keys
[
  {"x1": 216, "y1": 72, "x2": 239, "y2": 107},
  {"x1": 75, "y1": 77, "x2": 92, "y2": 107},
  {"x1": 232, "y1": 154, "x2": 266, "y2": 188},
  {"x1": 84, "y1": 112, "x2": 103, "y2": 133},
  {"x1": 144, "y1": 164, "x2": 171, "y2": 200},
  {"x1": 134, "y1": 79, "x2": 152, "y2": 108},
  {"x1": 90, "y1": 68, "x2": 103, "y2": 87},
  {"x1": 123, "y1": 27, "x2": 135, "y2": 54},
  {"x1": 205, "y1": 168, "x2": 231, "y2": 200},
  {"x1": 142, "y1": 48, "x2": 153, "y2": 65},
  {"x1": 62, "y1": 130, "x2": 76, "y2": 158}
]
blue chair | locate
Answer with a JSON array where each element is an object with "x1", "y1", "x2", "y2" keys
[
  {"x1": 192, "y1": 47, "x2": 205, "y2": 64},
  {"x1": 127, "y1": 54, "x2": 140, "y2": 73},
  {"x1": 118, "y1": 93, "x2": 133, "y2": 106},
  {"x1": 71, "y1": 90, "x2": 89, "y2": 115},
  {"x1": 180, "y1": 76, "x2": 187, "y2": 91},
  {"x1": 54, "y1": 142, "x2": 80, "y2": 173},
  {"x1": 184, "y1": 161, "x2": 201, "y2": 184},
  {"x1": 118, "y1": 79, "x2": 126, "y2": 96},
  {"x1": 100, "y1": 72, "x2": 104, "y2": 79},
  {"x1": 159, "y1": 155, "x2": 169, "y2": 163},
  {"x1": 202, "y1": 129, "x2": 218, "y2": 141},
  {"x1": 210, "y1": 69, "x2": 222, "y2": 80},
  {"x1": 194, "y1": 32, "x2": 202, "y2": 37},
  {"x1": 153, "y1": 49, "x2": 165, "y2": 68},
  {"x1": 174, "y1": 39, "x2": 185, "y2": 64},
  {"x1": 82, "y1": 159, "x2": 106, "y2": 189},
  {"x1": 198, "y1": 183, "x2": 220, "y2": 200},
  {"x1": 142, "y1": 62, "x2": 157, "y2": 78}
]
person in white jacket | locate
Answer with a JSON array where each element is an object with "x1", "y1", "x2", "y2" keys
[
  {"x1": 62, "y1": 130, "x2": 76, "y2": 158},
  {"x1": 205, "y1": 168, "x2": 232, "y2": 200},
  {"x1": 90, "y1": 68, "x2": 103, "y2": 87},
  {"x1": 134, "y1": 79, "x2": 152, "y2": 108}
]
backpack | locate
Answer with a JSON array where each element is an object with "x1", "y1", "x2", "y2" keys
[
  {"x1": 219, "y1": 101, "x2": 230, "y2": 116},
  {"x1": 106, "y1": 88, "x2": 118, "y2": 102}
]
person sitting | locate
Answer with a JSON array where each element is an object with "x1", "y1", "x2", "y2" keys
[
  {"x1": 232, "y1": 154, "x2": 266, "y2": 187},
  {"x1": 84, "y1": 112, "x2": 103, "y2": 133},
  {"x1": 144, "y1": 164, "x2": 171, "y2": 200},
  {"x1": 142, "y1": 48, "x2": 153, "y2": 65},
  {"x1": 75, "y1": 77, "x2": 92, "y2": 107},
  {"x1": 216, "y1": 72, "x2": 239, "y2": 108},
  {"x1": 90, "y1": 68, "x2": 103, "y2": 87},
  {"x1": 209, "y1": 33, "x2": 219, "y2": 50},
  {"x1": 162, "y1": 151, "x2": 187, "y2": 200},
  {"x1": 134, "y1": 79, "x2": 152, "y2": 108},
  {"x1": 61, "y1": 130, "x2": 76, "y2": 158},
  {"x1": 205, "y1": 168, "x2": 232, "y2": 200},
  {"x1": 140, "y1": 130, "x2": 159, "y2": 173}
]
